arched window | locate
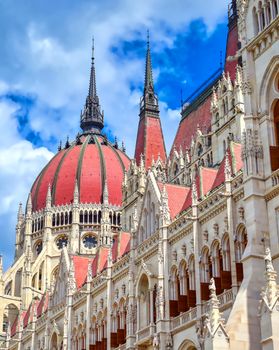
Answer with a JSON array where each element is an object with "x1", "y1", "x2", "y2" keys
[
  {"x1": 222, "y1": 236, "x2": 231, "y2": 271},
  {"x1": 211, "y1": 242, "x2": 221, "y2": 278},
  {"x1": 174, "y1": 163, "x2": 179, "y2": 177},
  {"x1": 138, "y1": 274, "x2": 150, "y2": 329},
  {"x1": 273, "y1": 100, "x2": 279, "y2": 145},
  {"x1": 235, "y1": 225, "x2": 248, "y2": 283},
  {"x1": 200, "y1": 248, "x2": 210, "y2": 283},
  {"x1": 200, "y1": 247, "x2": 211, "y2": 301},
  {"x1": 93, "y1": 211, "x2": 97, "y2": 223},
  {"x1": 84, "y1": 211, "x2": 88, "y2": 224},
  {"x1": 197, "y1": 143, "x2": 203, "y2": 156},
  {"x1": 56, "y1": 213, "x2": 60, "y2": 226},
  {"x1": 69, "y1": 211, "x2": 72, "y2": 224},
  {"x1": 117, "y1": 213, "x2": 121, "y2": 226},
  {"x1": 89, "y1": 211, "x2": 93, "y2": 224},
  {"x1": 188, "y1": 256, "x2": 196, "y2": 307},
  {"x1": 61, "y1": 212, "x2": 64, "y2": 225},
  {"x1": 80, "y1": 211, "x2": 84, "y2": 224}
]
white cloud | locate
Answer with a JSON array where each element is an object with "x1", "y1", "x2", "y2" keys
[{"x1": 0, "y1": 95, "x2": 53, "y2": 267}]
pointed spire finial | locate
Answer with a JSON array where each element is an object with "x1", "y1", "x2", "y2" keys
[
  {"x1": 192, "y1": 178, "x2": 198, "y2": 205},
  {"x1": 144, "y1": 30, "x2": 154, "y2": 92},
  {"x1": 103, "y1": 180, "x2": 109, "y2": 206},
  {"x1": 17, "y1": 202, "x2": 23, "y2": 223},
  {"x1": 73, "y1": 179, "x2": 79, "y2": 204},
  {"x1": 27, "y1": 192, "x2": 32, "y2": 216},
  {"x1": 46, "y1": 184, "x2": 52, "y2": 208},
  {"x1": 91, "y1": 36, "x2": 95, "y2": 62},
  {"x1": 80, "y1": 38, "x2": 104, "y2": 134},
  {"x1": 225, "y1": 151, "x2": 232, "y2": 181}
]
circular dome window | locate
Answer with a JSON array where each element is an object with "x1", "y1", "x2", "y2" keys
[
  {"x1": 83, "y1": 234, "x2": 97, "y2": 249},
  {"x1": 56, "y1": 235, "x2": 68, "y2": 250}
]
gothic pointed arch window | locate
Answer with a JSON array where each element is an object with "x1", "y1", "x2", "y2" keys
[
  {"x1": 65, "y1": 212, "x2": 68, "y2": 225},
  {"x1": 187, "y1": 255, "x2": 196, "y2": 307},
  {"x1": 137, "y1": 274, "x2": 150, "y2": 329},
  {"x1": 273, "y1": 99, "x2": 279, "y2": 146},
  {"x1": 253, "y1": 7, "x2": 260, "y2": 35},
  {"x1": 200, "y1": 247, "x2": 211, "y2": 301},
  {"x1": 235, "y1": 224, "x2": 247, "y2": 283},
  {"x1": 169, "y1": 266, "x2": 180, "y2": 317}
]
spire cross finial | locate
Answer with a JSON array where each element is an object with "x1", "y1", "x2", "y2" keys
[
  {"x1": 91, "y1": 36, "x2": 95, "y2": 62},
  {"x1": 144, "y1": 30, "x2": 154, "y2": 92}
]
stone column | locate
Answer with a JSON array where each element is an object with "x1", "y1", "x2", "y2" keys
[
  {"x1": 86, "y1": 261, "x2": 92, "y2": 350},
  {"x1": 192, "y1": 180, "x2": 202, "y2": 317},
  {"x1": 106, "y1": 250, "x2": 112, "y2": 350},
  {"x1": 224, "y1": 153, "x2": 238, "y2": 297}
]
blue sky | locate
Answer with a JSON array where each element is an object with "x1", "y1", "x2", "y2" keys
[{"x1": 0, "y1": 0, "x2": 229, "y2": 269}]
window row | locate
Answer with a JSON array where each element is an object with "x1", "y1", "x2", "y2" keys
[
  {"x1": 32, "y1": 217, "x2": 44, "y2": 233},
  {"x1": 169, "y1": 227, "x2": 247, "y2": 317},
  {"x1": 52, "y1": 211, "x2": 73, "y2": 227},
  {"x1": 253, "y1": 1, "x2": 278, "y2": 35}
]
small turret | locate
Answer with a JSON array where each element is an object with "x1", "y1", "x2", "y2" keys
[
  {"x1": 46, "y1": 184, "x2": 52, "y2": 209},
  {"x1": 73, "y1": 179, "x2": 79, "y2": 205},
  {"x1": 26, "y1": 192, "x2": 32, "y2": 217}
]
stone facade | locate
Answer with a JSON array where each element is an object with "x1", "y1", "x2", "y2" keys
[{"x1": 0, "y1": 1, "x2": 279, "y2": 349}]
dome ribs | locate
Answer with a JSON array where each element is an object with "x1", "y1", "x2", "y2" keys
[
  {"x1": 75, "y1": 135, "x2": 90, "y2": 202},
  {"x1": 32, "y1": 150, "x2": 66, "y2": 211},
  {"x1": 94, "y1": 135, "x2": 106, "y2": 203},
  {"x1": 101, "y1": 144, "x2": 123, "y2": 206},
  {"x1": 79, "y1": 139, "x2": 102, "y2": 204},
  {"x1": 54, "y1": 145, "x2": 81, "y2": 206},
  {"x1": 51, "y1": 144, "x2": 76, "y2": 206},
  {"x1": 110, "y1": 143, "x2": 126, "y2": 173},
  {"x1": 30, "y1": 135, "x2": 130, "y2": 211}
]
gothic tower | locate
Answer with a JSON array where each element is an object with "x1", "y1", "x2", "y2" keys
[{"x1": 134, "y1": 34, "x2": 167, "y2": 169}]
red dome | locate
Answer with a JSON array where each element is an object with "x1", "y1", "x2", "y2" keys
[{"x1": 31, "y1": 135, "x2": 130, "y2": 212}]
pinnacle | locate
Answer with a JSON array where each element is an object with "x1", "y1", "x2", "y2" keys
[
  {"x1": 80, "y1": 39, "x2": 104, "y2": 134},
  {"x1": 144, "y1": 30, "x2": 154, "y2": 92}
]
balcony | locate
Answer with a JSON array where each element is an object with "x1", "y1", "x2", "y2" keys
[
  {"x1": 170, "y1": 289, "x2": 234, "y2": 332},
  {"x1": 136, "y1": 324, "x2": 155, "y2": 343}
]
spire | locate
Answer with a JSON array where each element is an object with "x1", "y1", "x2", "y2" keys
[
  {"x1": 46, "y1": 184, "x2": 52, "y2": 208},
  {"x1": 26, "y1": 192, "x2": 32, "y2": 216},
  {"x1": 135, "y1": 33, "x2": 166, "y2": 168},
  {"x1": 140, "y1": 31, "x2": 159, "y2": 116},
  {"x1": 80, "y1": 37, "x2": 104, "y2": 134},
  {"x1": 228, "y1": 0, "x2": 237, "y2": 28},
  {"x1": 73, "y1": 179, "x2": 79, "y2": 204},
  {"x1": 103, "y1": 180, "x2": 109, "y2": 206},
  {"x1": 225, "y1": 151, "x2": 232, "y2": 182},
  {"x1": 144, "y1": 30, "x2": 154, "y2": 93}
]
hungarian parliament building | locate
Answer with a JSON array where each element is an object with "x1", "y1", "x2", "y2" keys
[{"x1": 0, "y1": 0, "x2": 279, "y2": 349}]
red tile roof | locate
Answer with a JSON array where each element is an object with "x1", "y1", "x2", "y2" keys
[
  {"x1": 72, "y1": 255, "x2": 92, "y2": 289},
  {"x1": 30, "y1": 135, "x2": 130, "y2": 211},
  {"x1": 211, "y1": 142, "x2": 243, "y2": 190},
  {"x1": 199, "y1": 167, "x2": 218, "y2": 197},
  {"x1": 158, "y1": 182, "x2": 190, "y2": 219},
  {"x1": 171, "y1": 97, "x2": 212, "y2": 157},
  {"x1": 135, "y1": 116, "x2": 167, "y2": 169}
]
